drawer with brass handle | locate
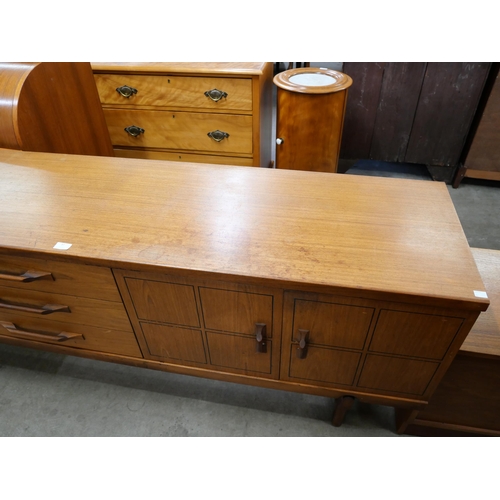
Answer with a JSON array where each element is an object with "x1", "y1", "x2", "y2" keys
[
  {"x1": 103, "y1": 109, "x2": 253, "y2": 154},
  {"x1": 94, "y1": 74, "x2": 252, "y2": 111}
]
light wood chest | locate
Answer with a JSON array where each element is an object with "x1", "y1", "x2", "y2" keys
[{"x1": 91, "y1": 63, "x2": 273, "y2": 167}]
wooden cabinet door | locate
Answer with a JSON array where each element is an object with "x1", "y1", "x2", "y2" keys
[
  {"x1": 280, "y1": 292, "x2": 374, "y2": 388},
  {"x1": 114, "y1": 269, "x2": 282, "y2": 379},
  {"x1": 340, "y1": 62, "x2": 491, "y2": 168}
]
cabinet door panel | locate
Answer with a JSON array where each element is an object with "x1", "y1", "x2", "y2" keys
[
  {"x1": 125, "y1": 278, "x2": 200, "y2": 327},
  {"x1": 200, "y1": 287, "x2": 273, "y2": 336},
  {"x1": 293, "y1": 299, "x2": 373, "y2": 349},
  {"x1": 206, "y1": 331, "x2": 272, "y2": 375},
  {"x1": 358, "y1": 354, "x2": 439, "y2": 395},
  {"x1": 141, "y1": 323, "x2": 206, "y2": 364},
  {"x1": 288, "y1": 347, "x2": 360, "y2": 386},
  {"x1": 370, "y1": 310, "x2": 463, "y2": 360}
]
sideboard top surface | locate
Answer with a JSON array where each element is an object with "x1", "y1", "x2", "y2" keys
[
  {"x1": 90, "y1": 62, "x2": 269, "y2": 76},
  {"x1": 0, "y1": 148, "x2": 488, "y2": 310}
]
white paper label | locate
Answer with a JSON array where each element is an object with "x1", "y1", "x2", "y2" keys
[
  {"x1": 474, "y1": 290, "x2": 488, "y2": 298},
  {"x1": 53, "y1": 242, "x2": 72, "y2": 250}
]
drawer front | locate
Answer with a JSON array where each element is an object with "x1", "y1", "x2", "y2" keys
[
  {"x1": 113, "y1": 148, "x2": 254, "y2": 166},
  {"x1": 125, "y1": 278, "x2": 200, "y2": 327},
  {"x1": 0, "y1": 314, "x2": 141, "y2": 357},
  {"x1": 0, "y1": 255, "x2": 122, "y2": 301},
  {"x1": 370, "y1": 310, "x2": 464, "y2": 360},
  {"x1": 95, "y1": 74, "x2": 252, "y2": 111},
  {"x1": 199, "y1": 287, "x2": 274, "y2": 337},
  {"x1": 0, "y1": 285, "x2": 132, "y2": 332},
  {"x1": 103, "y1": 109, "x2": 253, "y2": 154},
  {"x1": 206, "y1": 331, "x2": 272, "y2": 375},
  {"x1": 140, "y1": 322, "x2": 207, "y2": 365},
  {"x1": 292, "y1": 299, "x2": 374, "y2": 349}
]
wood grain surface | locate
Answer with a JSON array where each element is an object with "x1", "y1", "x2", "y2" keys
[
  {"x1": 0, "y1": 62, "x2": 114, "y2": 156},
  {"x1": 460, "y1": 248, "x2": 500, "y2": 357},
  {"x1": 0, "y1": 148, "x2": 488, "y2": 311},
  {"x1": 91, "y1": 62, "x2": 269, "y2": 76}
]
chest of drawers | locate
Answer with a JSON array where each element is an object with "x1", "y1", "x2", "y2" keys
[
  {"x1": 0, "y1": 255, "x2": 140, "y2": 357},
  {"x1": 91, "y1": 63, "x2": 273, "y2": 167},
  {"x1": 0, "y1": 149, "x2": 489, "y2": 430}
]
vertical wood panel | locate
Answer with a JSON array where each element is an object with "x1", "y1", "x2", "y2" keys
[
  {"x1": 340, "y1": 63, "x2": 386, "y2": 159},
  {"x1": 370, "y1": 63, "x2": 426, "y2": 162},
  {"x1": 463, "y1": 66, "x2": 500, "y2": 172},
  {"x1": 405, "y1": 62, "x2": 491, "y2": 166}
]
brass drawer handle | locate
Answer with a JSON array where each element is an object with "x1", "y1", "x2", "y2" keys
[
  {"x1": 296, "y1": 329, "x2": 309, "y2": 359},
  {"x1": 116, "y1": 85, "x2": 138, "y2": 98},
  {"x1": 0, "y1": 299, "x2": 70, "y2": 315},
  {"x1": 124, "y1": 125, "x2": 145, "y2": 137},
  {"x1": 0, "y1": 321, "x2": 83, "y2": 342},
  {"x1": 0, "y1": 270, "x2": 53, "y2": 283},
  {"x1": 204, "y1": 89, "x2": 228, "y2": 102},
  {"x1": 207, "y1": 130, "x2": 229, "y2": 142},
  {"x1": 255, "y1": 323, "x2": 267, "y2": 353}
]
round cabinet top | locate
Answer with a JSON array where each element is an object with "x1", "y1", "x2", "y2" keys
[{"x1": 273, "y1": 67, "x2": 353, "y2": 94}]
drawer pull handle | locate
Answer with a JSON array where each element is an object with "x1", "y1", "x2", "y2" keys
[
  {"x1": 207, "y1": 130, "x2": 229, "y2": 142},
  {"x1": 0, "y1": 270, "x2": 53, "y2": 283},
  {"x1": 0, "y1": 299, "x2": 70, "y2": 315},
  {"x1": 204, "y1": 89, "x2": 228, "y2": 102},
  {"x1": 124, "y1": 125, "x2": 145, "y2": 137},
  {"x1": 255, "y1": 323, "x2": 267, "y2": 353},
  {"x1": 296, "y1": 329, "x2": 309, "y2": 359},
  {"x1": 116, "y1": 85, "x2": 138, "y2": 98},
  {"x1": 0, "y1": 321, "x2": 83, "y2": 342}
]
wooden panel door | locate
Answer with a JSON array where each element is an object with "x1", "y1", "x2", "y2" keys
[
  {"x1": 275, "y1": 89, "x2": 348, "y2": 172},
  {"x1": 369, "y1": 63, "x2": 426, "y2": 162},
  {"x1": 454, "y1": 64, "x2": 500, "y2": 186},
  {"x1": 340, "y1": 62, "x2": 491, "y2": 169},
  {"x1": 340, "y1": 62, "x2": 386, "y2": 159},
  {"x1": 281, "y1": 291, "x2": 374, "y2": 388},
  {"x1": 405, "y1": 63, "x2": 491, "y2": 166},
  {"x1": 114, "y1": 269, "x2": 282, "y2": 379}
]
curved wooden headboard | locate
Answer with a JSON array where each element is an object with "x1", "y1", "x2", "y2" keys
[{"x1": 0, "y1": 62, "x2": 114, "y2": 156}]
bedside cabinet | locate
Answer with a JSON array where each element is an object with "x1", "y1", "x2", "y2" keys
[{"x1": 91, "y1": 63, "x2": 273, "y2": 167}]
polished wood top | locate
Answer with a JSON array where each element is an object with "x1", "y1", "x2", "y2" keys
[
  {"x1": 0, "y1": 149, "x2": 488, "y2": 310},
  {"x1": 273, "y1": 67, "x2": 353, "y2": 94},
  {"x1": 91, "y1": 62, "x2": 270, "y2": 76},
  {"x1": 461, "y1": 248, "x2": 500, "y2": 356}
]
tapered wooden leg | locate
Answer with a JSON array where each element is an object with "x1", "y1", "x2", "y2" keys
[
  {"x1": 395, "y1": 408, "x2": 420, "y2": 434},
  {"x1": 332, "y1": 396, "x2": 355, "y2": 427}
]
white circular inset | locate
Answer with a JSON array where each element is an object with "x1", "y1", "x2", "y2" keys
[{"x1": 289, "y1": 73, "x2": 338, "y2": 87}]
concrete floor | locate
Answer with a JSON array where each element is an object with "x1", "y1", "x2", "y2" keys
[{"x1": 0, "y1": 160, "x2": 498, "y2": 437}]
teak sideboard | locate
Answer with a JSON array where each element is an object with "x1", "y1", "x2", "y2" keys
[
  {"x1": 0, "y1": 149, "x2": 489, "y2": 430},
  {"x1": 91, "y1": 62, "x2": 273, "y2": 168}
]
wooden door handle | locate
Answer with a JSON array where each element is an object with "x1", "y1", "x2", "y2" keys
[
  {"x1": 255, "y1": 323, "x2": 267, "y2": 353},
  {"x1": 0, "y1": 321, "x2": 83, "y2": 342},
  {"x1": 296, "y1": 329, "x2": 309, "y2": 359},
  {"x1": 0, "y1": 299, "x2": 70, "y2": 315},
  {"x1": 0, "y1": 270, "x2": 53, "y2": 282}
]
